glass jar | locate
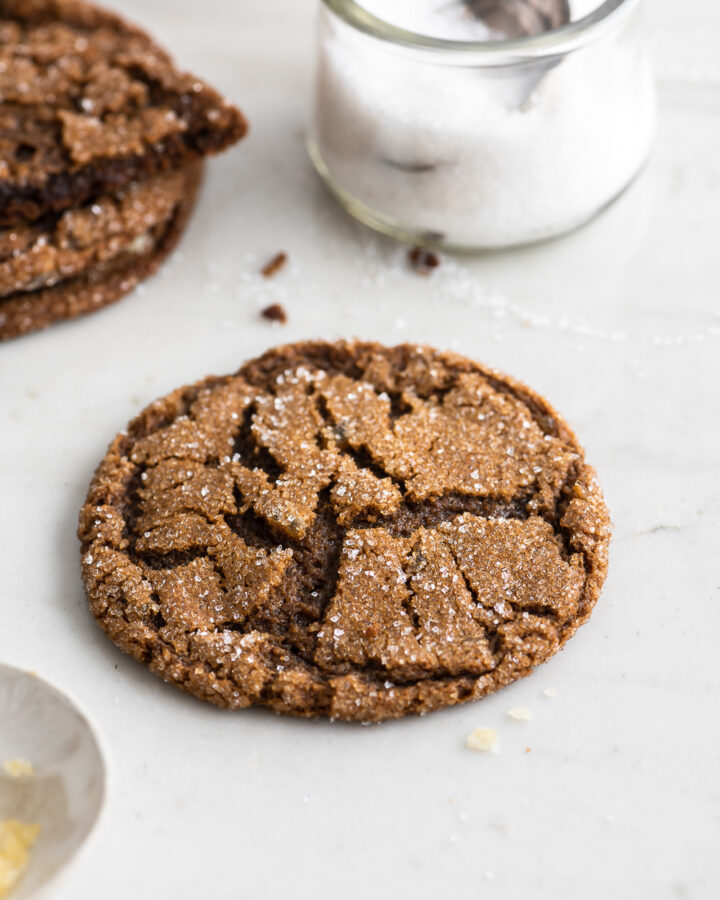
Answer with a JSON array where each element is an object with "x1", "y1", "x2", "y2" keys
[{"x1": 308, "y1": 0, "x2": 655, "y2": 250}]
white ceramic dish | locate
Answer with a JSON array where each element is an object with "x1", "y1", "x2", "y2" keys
[{"x1": 0, "y1": 666, "x2": 106, "y2": 899}]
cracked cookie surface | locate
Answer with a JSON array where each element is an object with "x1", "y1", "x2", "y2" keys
[{"x1": 79, "y1": 341, "x2": 611, "y2": 722}]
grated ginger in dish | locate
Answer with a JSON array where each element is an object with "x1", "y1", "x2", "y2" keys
[
  {"x1": 0, "y1": 820, "x2": 41, "y2": 898},
  {"x1": 1, "y1": 760, "x2": 34, "y2": 779}
]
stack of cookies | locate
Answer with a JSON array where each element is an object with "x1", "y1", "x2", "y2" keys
[{"x1": 0, "y1": 0, "x2": 247, "y2": 341}]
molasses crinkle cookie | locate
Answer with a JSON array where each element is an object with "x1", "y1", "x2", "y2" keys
[
  {"x1": 0, "y1": 0, "x2": 247, "y2": 340},
  {"x1": 79, "y1": 342, "x2": 611, "y2": 722}
]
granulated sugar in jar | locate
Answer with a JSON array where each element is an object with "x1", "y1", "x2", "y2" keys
[{"x1": 309, "y1": 0, "x2": 655, "y2": 250}]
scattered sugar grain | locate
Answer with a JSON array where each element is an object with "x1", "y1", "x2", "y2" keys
[
  {"x1": 507, "y1": 706, "x2": 533, "y2": 722},
  {"x1": 490, "y1": 818, "x2": 516, "y2": 837}
]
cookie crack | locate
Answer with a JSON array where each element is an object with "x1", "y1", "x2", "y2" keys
[
  {"x1": 531, "y1": 461, "x2": 590, "y2": 576},
  {"x1": 133, "y1": 547, "x2": 208, "y2": 570},
  {"x1": 349, "y1": 493, "x2": 531, "y2": 538},
  {"x1": 386, "y1": 392, "x2": 414, "y2": 421},
  {"x1": 233, "y1": 403, "x2": 284, "y2": 482},
  {"x1": 225, "y1": 488, "x2": 284, "y2": 548},
  {"x1": 328, "y1": 659, "x2": 486, "y2": 690},
  {"x1": 340, "y1": 443, "x2": 394, "y2": 484}
]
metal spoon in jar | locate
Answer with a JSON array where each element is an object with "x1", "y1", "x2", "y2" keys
[
  {"x1": 463, "y1": 0, "x2": 570, "y2": 38},
  {"x1": 383, "y1": 0, "x2": 571, "y2": 176},
  {"x1": 461, "y1": 0, "x2": 571, "y2": 107}
]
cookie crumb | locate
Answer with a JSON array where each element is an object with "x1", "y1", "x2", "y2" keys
[
  {"x1": 261, "y1": 303, "x2": 288, "y2": 324},
  {"x1": 408, "y1": 245, "x2": 441, "y2": 276},
  {"x1": 467, "y1": 727, "x2": 500, "y2": 754},
  {"x1": 261, "y1": 252, "x2": 288, "y2": 278},
  {"x1": 507, "y1": 706, "x2": 533, "y2": 722},
  {"x1": 1, "y1": 759, "x2": 34, "y2": 779},
  {"x1": 542, "y1": 688, "x2": 558, "y2": 699}
]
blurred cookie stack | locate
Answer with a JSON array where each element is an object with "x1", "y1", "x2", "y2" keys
[{"x1": 0, "y1": 0, "x2": 247, "y2": 341}]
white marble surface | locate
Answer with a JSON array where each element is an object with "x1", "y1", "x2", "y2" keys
[{"x1": 1, "y1": 1, "x2": 719, "y2": 898}]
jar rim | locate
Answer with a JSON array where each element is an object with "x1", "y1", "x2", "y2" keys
[{"x1": 320, "y1": 0, "x2": 640, "y2": 60}]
